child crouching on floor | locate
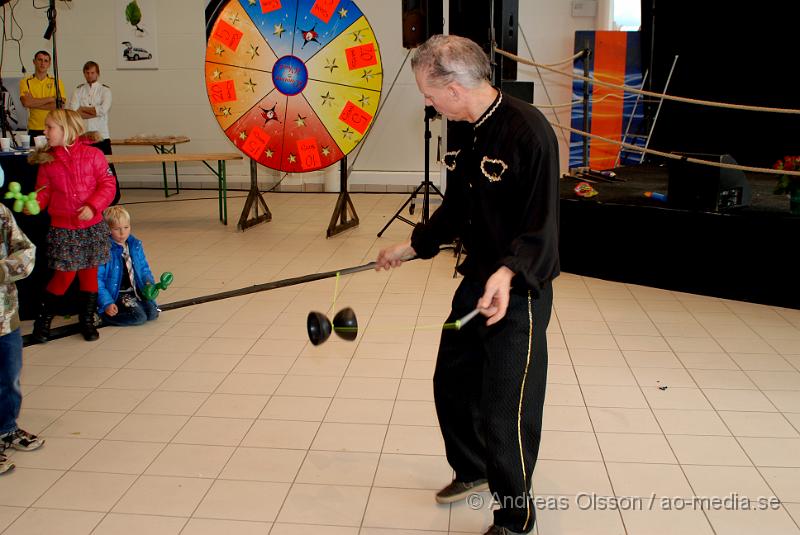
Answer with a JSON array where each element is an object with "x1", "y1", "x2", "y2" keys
[{"x1": 97, "y1": 206, "x2": 159, "y2": 326}]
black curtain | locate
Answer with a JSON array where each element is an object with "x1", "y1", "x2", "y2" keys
[{"x1": 641, "y1": 1, "x2": 798, "y2": 167}]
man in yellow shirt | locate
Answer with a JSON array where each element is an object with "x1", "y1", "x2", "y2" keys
[{"x1": 19, "y1": 51, "x2": 66, "y2": 137}]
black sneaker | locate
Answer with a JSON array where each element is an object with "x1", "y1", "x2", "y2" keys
[
  {"x1": 0, "y1": 452, "x2": 14, "y2": 474},
  {"x1": 435, "y1": 478, "x2": 489, "y2": 504},
  {"x1": 484, "y1": 526, "x2": 527, "y2": 535},
  {"x1": 1, "y1": 429, "x2": 45, "y2": 451}
]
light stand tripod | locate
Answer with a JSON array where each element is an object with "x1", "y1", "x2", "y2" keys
[
  {"x1": 44, "y1": 0, "x2": 63, "y2": 109},
  {"x1": 377, "y1": 105, "x2": 443, "y2": 236}
]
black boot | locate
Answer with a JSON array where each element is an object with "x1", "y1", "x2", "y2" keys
[
  {"x1": 31, "y1": 292, "x2": 59, "y2": 344},
  {"x1": 79, "y1": 292, "x2": 100, "y2": 342}
]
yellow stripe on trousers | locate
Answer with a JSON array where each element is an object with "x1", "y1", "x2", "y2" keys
[{"x1": 516, "y1": 291, "x2": 534, "y2": 531}]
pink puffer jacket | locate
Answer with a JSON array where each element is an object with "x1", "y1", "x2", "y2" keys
[{"x1": 30, "y1": 136, "x2": 116, "y2": 229}]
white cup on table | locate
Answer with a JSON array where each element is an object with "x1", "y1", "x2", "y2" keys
[
  {"x1": 34, "y1": 136, "x2": 47, "y2": 150},
  {"x1": 0, "y1": 137, "x2": 10, "y2": 152},
  {"x1": 15, "y1": 134, "x2": 30, "y2": 149}
]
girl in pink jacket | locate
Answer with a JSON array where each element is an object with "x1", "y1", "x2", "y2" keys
[{"x1": 28, "y1": 109, "x2": 116, "y2": 342}]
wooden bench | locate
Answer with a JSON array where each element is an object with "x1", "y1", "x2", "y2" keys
[
  {"x1": 111, "y1": 136, "x2": 191, "y2": 197},
  {"x1": 107, "y1": 152, "x2": 243, "y2": 225}
]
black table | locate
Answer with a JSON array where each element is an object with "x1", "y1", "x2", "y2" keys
[{"x1": 1, "y1": 152, "x2": 54, "y2": 320}]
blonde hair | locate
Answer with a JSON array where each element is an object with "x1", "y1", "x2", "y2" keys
[
  {"x1": 103, "y1": 205, "x2": 130, "y2": 226},
  {"x1": 46, "y1": 108, "x2": 86, "y2": 147}
]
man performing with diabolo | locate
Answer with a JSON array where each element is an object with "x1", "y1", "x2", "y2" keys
[{"x1": 376, "y1": 34, "x2": 560, "y2": 535}]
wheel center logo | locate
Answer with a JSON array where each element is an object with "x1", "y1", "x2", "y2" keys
[{"x1": 272, "y1": 55, "x2": 308, "y2": 96}]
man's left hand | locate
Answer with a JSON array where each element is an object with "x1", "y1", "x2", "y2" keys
[{"x1": 478, "y1": 266, "x2": 514, "y2": 326}]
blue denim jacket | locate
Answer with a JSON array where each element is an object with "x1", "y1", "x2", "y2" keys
[{"x1": 97, "y1": 234, "x2": 155, "y2": 313}]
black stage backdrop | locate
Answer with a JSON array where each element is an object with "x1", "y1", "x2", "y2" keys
[{"x1": 641, "y1": 1, "x2": 799, "y2": 167}]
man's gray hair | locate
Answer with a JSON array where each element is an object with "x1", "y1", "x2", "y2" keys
[{"x1": 410, "y1": 34, "x2": 491, "y2": 88}]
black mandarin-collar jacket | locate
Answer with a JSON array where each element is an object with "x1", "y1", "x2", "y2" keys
[{"x1": 411, "y1": 90, "x2": 560, "y2": 295}]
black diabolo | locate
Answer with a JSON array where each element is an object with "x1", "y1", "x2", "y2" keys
[
  {"x1": 332, "y1": 307, "x2": 358, "y2": 341},
  {"x1": 307, "y1": 311, "x2": 332, "y2": 345},
  {"x1": 307, "y1": 307, "x2": 358, "y2": 345}
]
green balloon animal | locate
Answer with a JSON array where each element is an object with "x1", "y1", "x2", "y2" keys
[
  {"x1": 3, "y1": 182, "x2": 44, "y2": 215},
  {"x1": 141, "y1": 272, "x2": 174, "y2": 301}
]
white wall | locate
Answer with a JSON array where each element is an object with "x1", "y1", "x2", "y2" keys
[
  {"x1": 519, "y1": 0, "x2": 598, "y2": 172},
  {"x1": 1, "y1": 0, "x2": 599, "y2": 187}
]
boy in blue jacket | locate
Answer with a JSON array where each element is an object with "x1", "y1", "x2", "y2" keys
[{"x1": 97, "y1": 206, "x2": 159, "y2": 326}]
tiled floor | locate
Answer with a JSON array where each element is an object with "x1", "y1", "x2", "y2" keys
[{"x1": 2, "y1": 189, "x2": 800, "y2": 534}]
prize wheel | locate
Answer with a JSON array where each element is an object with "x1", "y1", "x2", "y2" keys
[{"x1": 205, "y1": 0, "x2": 383, "y2": 173}]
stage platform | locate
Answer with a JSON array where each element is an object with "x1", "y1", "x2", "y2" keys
[{"x1": 559, "y1": 164, "x2": 799, "y2": 309}]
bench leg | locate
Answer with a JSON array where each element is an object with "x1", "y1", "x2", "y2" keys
[
  {"x1": 155, "y1": 144, "x2": 180, "y2": 197},
  {"x1": 201, "y1": 159, "x2": 228, "y2": 225},
  {"x1": 161, "y1": 160, "x2": 169, "y2": 197}
]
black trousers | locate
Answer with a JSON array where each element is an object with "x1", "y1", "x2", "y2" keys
[
  {"x1": 434, "y1": 277, "x2": 552, "y2": 533},
  {"x1": 92, "y1": 138, "x2": 120, "y2": 205}
]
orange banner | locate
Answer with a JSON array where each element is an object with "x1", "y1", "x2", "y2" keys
[{"x1": 590, "y1": 32, "x2": 626, "y2": 170}]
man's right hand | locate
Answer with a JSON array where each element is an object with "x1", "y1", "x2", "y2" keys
[
  {"x1": 375, "y1": 240, "x2": 415, "y2": 271},
  {"x1": 105, "y1": 304, "x2": 118, "y2": 316}
]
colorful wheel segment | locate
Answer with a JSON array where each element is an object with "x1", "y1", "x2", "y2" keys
[{"x1": 205, "y1": 0, "x2": 383, "y2": 173}]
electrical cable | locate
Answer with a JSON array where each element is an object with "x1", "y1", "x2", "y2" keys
[{"x1": 0, "y1": 1, "x2": 27, "y2": 73}]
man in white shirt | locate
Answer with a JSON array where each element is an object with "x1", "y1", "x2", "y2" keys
[{"x1": 68, "y1": 60, "x2": 119, "y2": 204}]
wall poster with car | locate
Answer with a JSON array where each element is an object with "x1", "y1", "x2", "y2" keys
[{"x1": 115, "y1": 0, "x2": 159, "y2": 69}]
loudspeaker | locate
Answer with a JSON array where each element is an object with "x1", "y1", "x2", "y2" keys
[
  {"x1": 402, "y1": 0, "x2": 443, "y2": 49},
  {"x1": 449, "y1": 0, "x2": 519, "y2": 84},
  {"x1": 667, "y1": 153, "x2": 751, "y2": 212},
  {"x1": 500, "y1": 80, "x2": 534, "y2": 103}
]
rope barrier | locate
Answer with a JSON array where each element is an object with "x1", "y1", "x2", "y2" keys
[
  {"x1": 551, "y1": 122, "x2": 800, "y2": 177},
  {"x1": 538, "y1": 50, "x2": 585, "y2": 68},
  {"x1": 496, "y1": 44, "x2": 798, "y2": 176},
  {"x1": 535, "y1": 102, "x2": 577, "y2": 109},
  {"x1": 536, "y1": 93, "x2": 630, "y2": 109},
  {"x1": 517, "y1": 26, "x2": 569, "y2": 147},
  {"x1": 496, "y1": 47, "x2": 800, "y2": 115}
]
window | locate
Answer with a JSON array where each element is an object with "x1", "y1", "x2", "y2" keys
[{"x1": 614, "y1": 0, "x2": 641, "y2": 31}]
